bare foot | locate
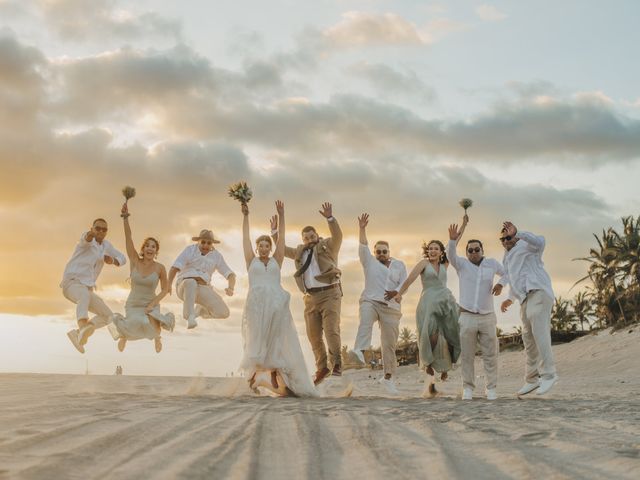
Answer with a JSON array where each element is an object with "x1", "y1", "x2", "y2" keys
[
  {"x1": 422, "y1": 381, "x2": 438, "y2": 398},
  {"x1": 154, "y1": 337, "x2": 162, "y2": 353},
  {"x1": 117, "y1": 337, "x2": 127, "y2": 352},
  {"x1": 426, "y1": 365, "x2": 435, "y2": 376}
]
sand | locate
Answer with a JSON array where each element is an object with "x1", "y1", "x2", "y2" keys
[{"x1": 1, "y1": 327, "x2": 639, "y2": 479}]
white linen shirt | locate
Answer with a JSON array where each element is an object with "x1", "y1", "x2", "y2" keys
[
  {"x1": 172, "y1": 245, "x2": 234, "y2": 285},
  {"x1": 447, "y1": 240, "x2": 505, "y2": 314},
  {"x1": 301, "y1": 249, "x2": 340, "y2": 289},
  {"x1": 500, "y1": 231, "x2": 554, "y2": 304},
  {"x1": 359, "y1": 244, "x2": 408, "y2": 311},
  {"x1": 61, "y1": 232, "x2": 126, "y2": 288}
]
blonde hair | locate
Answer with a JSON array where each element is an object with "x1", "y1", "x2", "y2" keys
[
  {"x1": 140, "y1": 237, "x2": 160, "y2": 258},
  {"x1": 255, "y1": 235, "x2": 273, "y2": 249}
]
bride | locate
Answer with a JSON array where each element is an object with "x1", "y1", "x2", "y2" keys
[{"x1": 239, "y1": 200, "x2": 317, "y2": 397}]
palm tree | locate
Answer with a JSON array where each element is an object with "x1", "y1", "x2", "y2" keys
[
  {"x1": 551, "y1": 296, "x2": 576, "y2": 332},
  {"x1": 613, "y1": 216, "x2": 640, "y2": 286},
  {"x1": 574, "y1": 227, "x2": 627, "y2": 327},
  {"x1": 399, "y1": 327, "x2": 416, "y2": 345},
  {"x1": 572, "y1": 291, "x2": 595, "y2": 331}
]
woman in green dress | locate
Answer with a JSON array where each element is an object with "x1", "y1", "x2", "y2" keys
[
  {"x1": 110, "y1": 203, "x2": 175, "y2": 353},
  {"x1": 393, "y1": 240, "x2": 460, "y2": 396}
]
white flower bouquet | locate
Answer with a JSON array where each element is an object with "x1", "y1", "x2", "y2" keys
[{"x1": 228, "y1": 181, "x2": 253, "y2": 205}]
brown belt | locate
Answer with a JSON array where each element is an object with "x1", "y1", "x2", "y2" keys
[
  {"x1": 183, "y1": 277, "x2": 208, "y2": 285},
  {"x1": 306, "y1": 283, "x2": 340, "y2": 294},
  {"x1": 459, "y1": 307, "x2": 479, "y2": 314}
]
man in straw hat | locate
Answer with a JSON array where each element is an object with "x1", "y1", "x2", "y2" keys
[{"x1": 168, "y1": 229, "x2": 236, "y2": 329}]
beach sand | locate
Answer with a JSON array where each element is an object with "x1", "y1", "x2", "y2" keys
[{"x1": 1, "y1": 327, "x2": 639, "y2": 479}]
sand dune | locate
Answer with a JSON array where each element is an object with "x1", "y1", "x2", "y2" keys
[{"x1": 1, "y1": 328, "x2": 639, "y2": 479}]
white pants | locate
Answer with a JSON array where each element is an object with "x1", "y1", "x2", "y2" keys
[
  {"x1": 459, "y1": 312, "x2": 498, "y2": 390},
  {"x1": 62, "y1": 281, "x2": 113, "y2": 328},
  {"x1": 521, "y1": 290, "x2": 556, "y2": 382},
  {"x1": 177, "y1": 279, "x2": 230, "y2": 320},
  {"x1": 354, "y1": 300, "x2": 401, "y2": 376}
]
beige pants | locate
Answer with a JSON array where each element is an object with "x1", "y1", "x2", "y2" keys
[
  {"x1": 177, "y1": 279, "x2": 230, "y2": 320},
  {"x1": 304, "y1": 288, "x2": 342, "y2": 372},
  {"x1": 355, "y1": 301, "x2": 401, "y2": 376},
  {"x1": 459, "y1": 312, "x2": 498, "y2": 390},
  {"x1": 62, "y1": 281, "x2": 113, "y2": 328},
  {"x1": 521, "y1": 290, "x2": 556, "y2": 382}
]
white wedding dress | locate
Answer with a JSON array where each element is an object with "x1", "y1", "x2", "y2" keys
[{"x1": 240, "y1": 257, "x2": 317, "y2": 397}]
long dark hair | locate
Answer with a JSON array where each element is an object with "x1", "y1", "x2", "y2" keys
[{"x1": 422, "y1": 239, "x2": 447, "y2": 264}]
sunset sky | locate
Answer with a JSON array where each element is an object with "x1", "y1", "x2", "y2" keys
[{"x1": 1, "y1": 0, "x2": 638, "y2": 377}]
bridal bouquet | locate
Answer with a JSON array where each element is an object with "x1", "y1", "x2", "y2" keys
[
  {"x1": 121, "y1": 186, "x2": 136, "y2": 217},
  {"x1": 122, "y1": 186, "x2": 136, "y2": 202},
  {"x1": 228, "y1": 181, "x2": 253, "y2": 205},
  {"x1": 459, "y1": 198, "x2": 473, "y2": 214}
]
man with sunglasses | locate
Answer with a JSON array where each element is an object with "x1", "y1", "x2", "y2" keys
[
  {"x1": 61, "y1": 218, "x2": 127, "y2": 353},
  {"x1": 448, "y1": 217, "x2": 506, "y2": 400},
  {"x1": 349, "y1": 213, "x2": 407, "y2": 395},
  {"x1": 499, "y1": 221, "x2": 558, "y2": 396},
  {"x1": 168, "y1": 229, "x2": 236, "y2": 329}
]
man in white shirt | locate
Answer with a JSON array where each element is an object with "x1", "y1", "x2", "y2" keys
[
  {"x1": 499, "y1": 221, "x2": 558, "y2": 396},
  {"x1": 61, "y1": 218, "x2": 127, "y2": 353},
  {"x1": 168, "y1": 229, "x2": 236, "y2": 329},
  {"x1": 448, "y1": 220, "x2": 505, "y2": 400},
  {"x1": 350, "y1": 213, "x2": 407, "y2": 395}
]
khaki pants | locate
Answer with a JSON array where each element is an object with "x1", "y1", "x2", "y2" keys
[
  {"x1": 304, "y1": 288, "x2": 342, "y2": 372},
  {"x1": 459, "y1": 312, "x2": 498, "y2": 390},
  {"x1": 177, "y1": 279, "x2": 230, "y2": 320},
  {"x1": 521, "y1": 290, "x2": 556, "y2": 382},
  {"x1": 355, "y1": 301, "x2": 401, "y2": 376},
  {"x1": 62, "y1": 281, "x2": 113, "y2": 328}
]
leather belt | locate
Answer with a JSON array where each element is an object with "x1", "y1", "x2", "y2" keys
[
  {"x1": 459, "y1": 307, "x2": 479, "y2": 314},
  {"x1": 306, "y1": 283, "x2": 340, "y2": 294}
]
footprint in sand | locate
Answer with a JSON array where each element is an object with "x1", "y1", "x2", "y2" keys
[{"x1": 513, "y1": 431, "x2": 550, "y2": 442}]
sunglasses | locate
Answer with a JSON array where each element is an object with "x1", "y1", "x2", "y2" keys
[
  {"x1": 200, "y1": 240, "x2": 213, "y2": 245},
  {"x1": 467, "y1": 247, "x2": 481, "y2": 254},
  {"x1": 94, "y1": 226, "x2": 108, "y2": 233},
  {"x1": 375, "y1": 249, "x2": 388, "y2": 255},
  {"x1": 499, "y1": 235, "x2": 513, "y2": 242}
]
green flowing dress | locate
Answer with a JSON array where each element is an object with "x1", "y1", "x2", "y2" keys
[{"x1": 415, "y1": 263, "x2": 461, "y2": 373}]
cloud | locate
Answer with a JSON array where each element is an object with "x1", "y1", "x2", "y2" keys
[
  {"x1": 0, "y1": 30, "x2": 46, "y2": 92},
  {"x1": 5, "y1": 34, "x2": 640, "y2": 202},
  {"x1": 347, "y1": 61, "x2": 436, "y2": 104},
  {"x1": 323, "y1": 11, "x2": 425, "y2": 48},
  {"x1": 37, "y1": 0, "x2": 182, "y2": 42},
  {"x1": 0, "y1": 0, "x2": 28, "y2": 17},
  {"x1": 475, "y1": 4, "x2": 508, "y2": 22}
]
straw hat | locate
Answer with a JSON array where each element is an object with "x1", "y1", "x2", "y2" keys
[{"x1": 191, "y1": 229, "x2": 220, "y2": 243}]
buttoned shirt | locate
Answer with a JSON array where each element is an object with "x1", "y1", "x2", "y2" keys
[
  {"x1": 447, "y1": 240, "x2": 505, "y2": 314},
  {"x1": 301, "y1": 248, "x2": 340, "y2": 289},
  {"x1": 501, "y1": 231, "x2": 554, "y2": 304},
  {"x1": 172, "y1": 245, "x2": 234, "y2": 285},
  {"x1": 61, "y1": 232, "x2": 126, "y2": 288},
  {"x1": 359, "y1": 244, "x2": 407, "y2": 311}
]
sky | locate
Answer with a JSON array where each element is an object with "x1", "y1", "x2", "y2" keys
[{"x1": 1, "y1": 0, "x2": 638, "y2": 377}]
